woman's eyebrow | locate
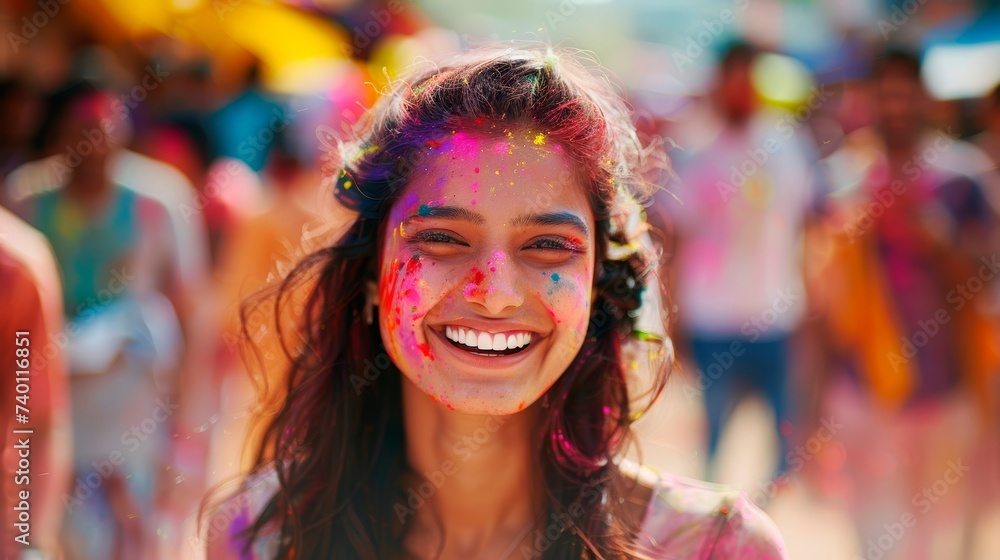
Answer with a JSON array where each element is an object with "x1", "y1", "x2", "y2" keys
[
  {"x1": 403, "y1": 205, "x2": 486, "y2": 224},
  {"x1": 511, "y1": 211, "x2": 590, "y2": 236}
]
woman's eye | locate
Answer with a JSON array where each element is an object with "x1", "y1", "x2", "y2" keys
[
  {"x1": 525, "y1": 238, "x2": 584, "y2": 253},
  {"x1": 413, "y1": 231, "x2": 467, "y2": 246}
]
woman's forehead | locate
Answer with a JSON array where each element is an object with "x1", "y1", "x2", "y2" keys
[{"x1": 395, "y1": 128, "x2": 588, "y2": 212}]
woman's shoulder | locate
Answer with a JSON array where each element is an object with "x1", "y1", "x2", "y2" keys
[{"x1": 619, "y1": 459, "x2": 788, "y2": 560}]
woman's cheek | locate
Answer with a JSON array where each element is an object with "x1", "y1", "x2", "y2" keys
[
  {"x1": 541, "y1": 271, "x2": 591, "y2": 335},
  {"x1": 381, "y1": 253, "x2": 432, "y2": 365}
]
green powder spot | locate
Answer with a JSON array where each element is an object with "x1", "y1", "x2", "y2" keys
[
  {"x1": 551, "y1": 273, "x2": 560, "y2": 282},
  {"x1": 418, "y1": 204, "x2": 431, "y2": 216}
]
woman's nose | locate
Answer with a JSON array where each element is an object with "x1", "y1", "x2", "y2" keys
[{"x1": 463, "y1": 250, "x2": 524, "y2": 315}]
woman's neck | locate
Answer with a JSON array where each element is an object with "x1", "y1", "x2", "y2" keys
[{"x1": 400, "y1": 377, "x2": 546, "y2": 558}]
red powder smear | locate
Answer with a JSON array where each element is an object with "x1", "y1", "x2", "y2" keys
[
  {"x1": 425, "y1": 139, "x2": 442, "y2": 149},
  {"x1": 545, "y1": 306, "x2": 562, "y2": 324},
  {"x1": 517, "y1": 400, "x2": 525, "y2": 411},
  {"x1": 380, "y1": 259, "x2": 403, "y2": 314},
  {"x1": 417, "y1": 343, "x2": 433, "y2": 360},
  {"x1": 463, "y1": 267, "x2": 488, "y2": 299},
  {"x1": 405, "y1": 255, "x2": 422, "y2": 275},
  {"x1": 474, "y1": 167, "x2": 480, "y2": 173}
]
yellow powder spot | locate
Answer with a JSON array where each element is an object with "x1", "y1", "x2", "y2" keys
[
  {"x1": 509, "y1": 181, "x2": 514, "y2": 186},
  {"x1": 533, "y1": 133, "x2": 546, "y2": 145},
  {"x1": 399, "y1": 222, "x2": 407, "y2": 238},
  {"x1": 343, "y1": 180, "x2": 352, "y2": 189},
  {"x1": 494, "y1": 170, "x2": 500, "y2": 175},
  {"x1": 506, "y1": 130, "x2": 514, "y2": 138}
]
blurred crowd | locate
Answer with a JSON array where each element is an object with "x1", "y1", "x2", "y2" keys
[{"x1": 0, "y1": 0, "x2": 998, "y2": 559}]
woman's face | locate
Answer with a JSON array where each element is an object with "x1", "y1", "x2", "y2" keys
[{"x1": 377, "y1": 128, "x2": 596, "y2": 415}]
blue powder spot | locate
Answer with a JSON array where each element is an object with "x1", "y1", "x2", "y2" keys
[
  {"x1": 418, "y1": 204, "x2": 432, "y2": 216},
  {"x1": 551, "y1": 273, "x2": 560, "y2": 282}
]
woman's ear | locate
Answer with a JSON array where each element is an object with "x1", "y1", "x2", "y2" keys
[{"x1": 363, "y1": 278, "x2": 380, "y2": 326}]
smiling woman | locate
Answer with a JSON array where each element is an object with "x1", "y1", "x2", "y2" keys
[{"x1": 202, "y1": 45, "x2": 788, "y2": 559}]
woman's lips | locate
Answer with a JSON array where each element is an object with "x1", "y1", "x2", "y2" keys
[
  {"x1": 427, "y1": 326, "x2": 542, "y2": 368},
  {"x1": 443, "y1": 325, "x2": 532, "y2": 352}
]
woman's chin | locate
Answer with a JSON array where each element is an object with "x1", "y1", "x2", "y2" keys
[{"x1": 414, "y1": 375, "x2": 544, "y2": 416}]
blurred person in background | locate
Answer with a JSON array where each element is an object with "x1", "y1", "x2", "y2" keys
[
  {"x1": 818, "y1": 47, "x2": 999, "y2": 560},
  {"x1": 0, "y1": 78, "x2": 43, "y2": 187},
  {"x1": 7, "y1": 84, "x2": 188, "y2": 560},
  {"x1": 661, "y1": 41, "x2": 825, "y2": 485},
  {"x1": 0, "y1": 206, "x2": 72, "y2": 560},
  {"x1": 971, "y1": 82, "x2": 1000, "y2": 209}
]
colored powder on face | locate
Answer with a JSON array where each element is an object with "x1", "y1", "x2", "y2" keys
[
  {"x1": 474, "y1": 167, "x2": 480, "y2": 173},
  {"x1": 406, "y1": 254, "x2": 422, "y2": 274},
  {"x1": 533, "y1": 133, "x2": 546, "y2": 145},
  {"x1": 417, "y1": 343, "x2": 433, "y2": 360},
  {"x1": 546, "y1": 306, "x2": 561, "y2": 324},
  {"x1": 417, "y1": 204, "x2": 432, "y2": 217},
  {"x1": 463, "y1": 267, "x2": 488, "y2": 299},
  {"x1": 551, "y1": 273, "x2": 560, "y2": 282},
  {"x1": 470, "y1": 181, "x2": 478, "y2": 193},
  {"x1": 494, "y1": 141, "x2": 509, "y2": 154},
  {"x1": 449, "y1": 131, "x2": 482, "y2": 160}
]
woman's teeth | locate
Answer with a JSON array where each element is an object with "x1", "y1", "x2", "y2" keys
[{"x1": 444, "y1": 326, "x2": 532, "y2": 351}]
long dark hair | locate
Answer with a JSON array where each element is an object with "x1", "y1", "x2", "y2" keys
[{"x1": 225, "y1": 45, "x2": 671, "y2": 559}]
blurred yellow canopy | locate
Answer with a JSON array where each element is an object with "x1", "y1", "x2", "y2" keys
[{"x1": 76, "y1": 0, "x2": 351, "y2": 92}]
